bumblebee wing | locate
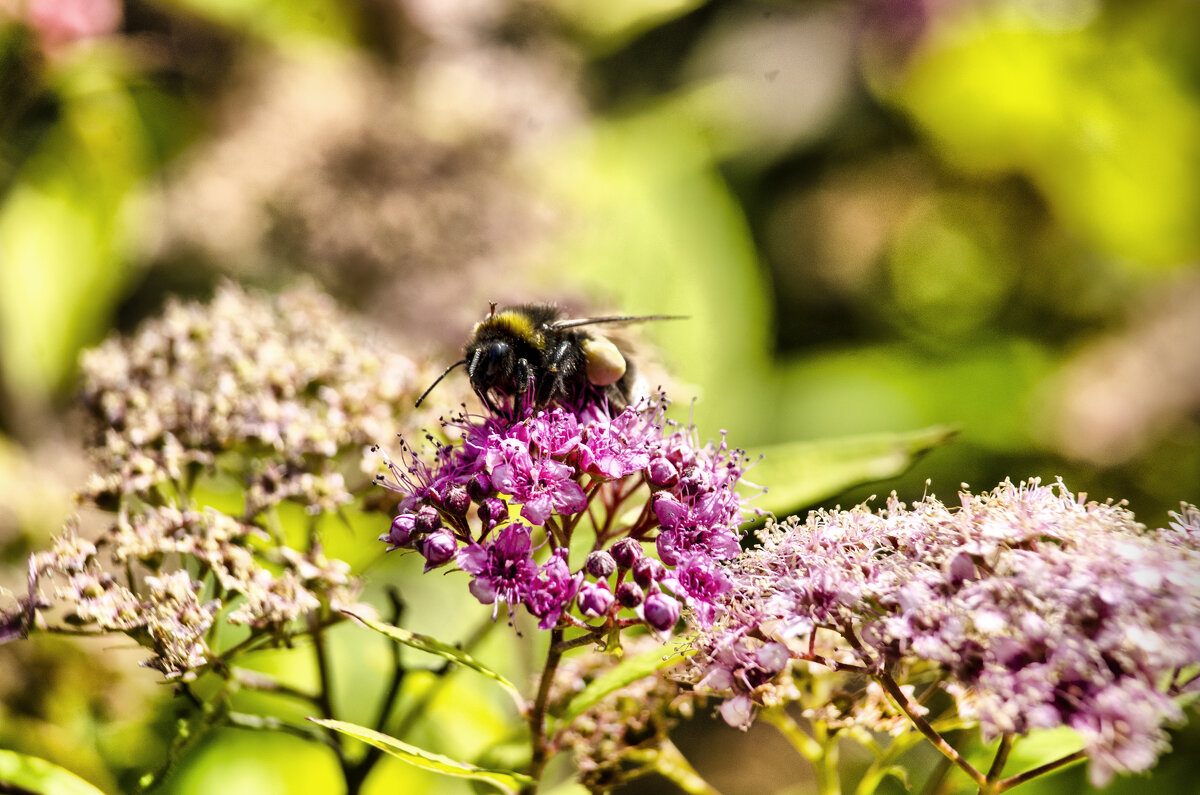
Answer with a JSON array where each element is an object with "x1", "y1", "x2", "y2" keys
[
  {"x1": 548, "y1": 314, "x2": 687, "y2": 330},
  {"x1": 551, "y1": 313, "x2": 685, "y2": 390}
]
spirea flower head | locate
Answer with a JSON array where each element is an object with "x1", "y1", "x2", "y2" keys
[
  {"x1": 78, "y1": 280, "x2": 420, "y2": 512},
  {"x1": 376, "y1": 394, "x2": 756, "y2": 637},
  {"x1": 688, "y1": 478, "x2": 1200, "y2": 786},
  {"x1": 2, "y1": 283, "x2": 405, "y2": 679}
]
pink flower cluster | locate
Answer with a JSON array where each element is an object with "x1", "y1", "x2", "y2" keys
[
  {"x1": 377, "y1": 395, "x2": 753, "y2": 635},
  {"x1": 690, "y1": 479, "x2": 1200, "y2": 786}
]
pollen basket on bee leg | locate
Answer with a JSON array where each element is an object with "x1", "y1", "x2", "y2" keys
[{"x1": 582, "y1": 337, "x2": 627, "y2": 386}]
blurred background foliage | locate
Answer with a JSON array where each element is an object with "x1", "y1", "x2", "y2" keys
[{"x1": 1, "y1": 0, "x2": 1198, "y2": 793}]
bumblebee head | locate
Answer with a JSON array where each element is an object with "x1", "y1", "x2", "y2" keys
[{"x1": 468, "y1": 339, "x2": 514, "y2": 388}]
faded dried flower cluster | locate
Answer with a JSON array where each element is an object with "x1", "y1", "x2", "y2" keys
[
  {"x1": 3, "y1": 283, "x2": 420, "y2": 679},
  {"x1": 550, "y1": 635, "x2": 693, "y2": 793},
  {"x1": 377, "y1": 395, "x2": 755, "y2": 637},
  {"x1": 79, "y1": 282, "x2": 417, "y2": 513},
  {"x1": 689, "y1": 479, "x2": 1200, "y2": 786}
]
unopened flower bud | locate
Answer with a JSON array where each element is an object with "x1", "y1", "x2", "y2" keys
[
  {"x1": 643, "y1": 591, "x2": 680, "y2": 632},
  {"x1": 632, "y1": 557, "x2": 666, "y2": 588},
  {"x1": 577, "y1": 581, "x2": 614, "y2": 617},
  {"x1": 585, "y1": 550, "x2": 617, "y2": 579},
  {"x1": 611, "y1": 538, "x2": 642, "y2": 570},
  {"x1": 415, "y1": 504, "x2": 442, "y2": 534},
  {"x1": 383, "y1": 514, "x2": 417, "y2": 548},
  {"x1": 466, "y1": 472, "x2": 494, "y2": 502},
  {"x1": 442, "y1": 484, "x2": 471, "y2": 517},
  {"x1": 477, "y1": 497, "x2": 507, "y2": 530},
  {"x1": 616, "y1": 580, "x2": 644, "y2": 608},
  {"x1": 420, "y1": 530, "x2": 457, "y2": 570},
  {"x1": 647, "y1": 456, "x2": 678, "y2": 488}
]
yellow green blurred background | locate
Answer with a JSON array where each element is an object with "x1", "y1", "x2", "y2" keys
[{"x1": 1, "y1": 0, "x2": 1198, "y2": 793}]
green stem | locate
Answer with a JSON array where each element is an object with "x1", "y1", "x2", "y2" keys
[
  {"x1": 814, "y1": 720, "x2": 840, "y2": 795},
  {"x1": 135, "y1": 684, "x2": 230, "y2": 793},
  {"x1": 309, "y1": 612, "x2": 339, "y2": 737},
  {"x1": 344, "y1": 589, "x2": 408, "y2": 795},
  {"x1": 874, "y1": 669, "x2": 985, "y2": 788},
  {"x1": 646, "y1": 738, "x2": 723, "y2": 795},
  {"x1": 838, "y1": 626, "x2": 985, "y2": 789},
  {"x1": 761, "y1": 707, "x2": 823, "y2": 762},
  {"x1": 984, "y1": 735, "x2": 1014, "y2": 786},
  {"x1": 226, "y1": 711, "x2": 336, "y2": 748},
  {"x1": 525, "y1": 627, "x2": 566, "y2": 791},
  {"x1": 997, "y1": 750, "x2": 1087, "y2": 792},
  {"x1": 230, "y1": 667, "x2": 321, "y2": 705},
  {"x1": 761, "y1": 708, "x2": 838, "y2": 795}
]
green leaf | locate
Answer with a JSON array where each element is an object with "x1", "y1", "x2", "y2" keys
[
  {"x1": 0, "y1": 749, "x2": 107, "y2": 795},
  {"x1": 560, "y1": 645, "x2": 687, "y2": 726},
  {"x1": 339, "y1": 609, "x2": 523, "y2": 705},
  {"x1": 748, "y1": 425, "x2": 959, "y2": 516},
  {"x1": 0, "y1": 56, "x2": 144, "y2": 407},
  {"x1": 309, "y1": 718, "x2": 534, "y2": 793},
  {"x1": 548, "y1": 0, "x2": 705, "y2": 54},
  {"x1": 158, "y1": 0, "x2": 357, "y2": 47},
  {"x1": 855, "y1": 763, "x2": 911, "y2": 795}
]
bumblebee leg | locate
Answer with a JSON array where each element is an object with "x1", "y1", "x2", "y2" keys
[
  {"x1": 544, "y1": 340, "x2": 579, "y2": 401},
  {"x1": 515, "y1": 358, "x2": 533, "y2": 393}
]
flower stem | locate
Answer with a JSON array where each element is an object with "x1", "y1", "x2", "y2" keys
[
  {"x1": 873, "y1": 669, "x2": 985, "y2": 788},
  {"x1": 647, "y1": 738, "x2": 723, "y2": 795},
  {"x1": 344, "y1": 589, "x2": 408, "y2": 795},
  {"x1": 526, "y1": 627, "x2": 566, "y2": 791},
  {"x1": 985, "y1": 735, "x2": 1014, "y2": 784},
  {"x1": 761, "y1": 708, "x2": 839, "y2": 795},
  {"x1": 838, "y1": 625, "x2": 985, "y2": 789},
  {"x1": 814, "y1": 720, "x2": 841, "y2": 795},
  {"x1": 761, "y1": 707, "x2": 823, "y2": 763},
  {"x1": 996, "y1": 750, "x2": 1087, "y2": 791}
]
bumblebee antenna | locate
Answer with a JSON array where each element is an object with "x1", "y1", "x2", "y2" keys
[{"x1": 414, "y1": 359, "x2": 468, "y2": 408}]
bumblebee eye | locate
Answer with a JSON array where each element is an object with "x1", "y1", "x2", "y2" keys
[
  {"x1": 470, "y1": 340, "x2": 511, "y2": 381},
  {"x1": 582, "y1": 336, "x2": 626, "y2": 386}
]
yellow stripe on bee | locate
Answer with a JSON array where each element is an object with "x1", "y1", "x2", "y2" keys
[{"x1": 475, "y1": 311, "x2": 544, "y2": 346}]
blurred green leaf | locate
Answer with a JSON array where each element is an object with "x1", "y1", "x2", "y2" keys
[
  {"x1": 164, "y1": 726, "x2": 343, "y2": 794},
  {"x1": 158, "y1": 0, "x2": 357, "y2": 47},
  {"x1": 535, "y1": 96, "x2": 775, "y2": 443},
  {"x1": 749, "y1": 425, "x2": 959, "y2": 516},
  {"x1": 549, "y1": 0, "x2": 706, "y2": 53},
  {"x1": 0, "y1": 50, "x2": 146, "y2": 411},
  {"x1": 772, "y1": 339, "x2": 1052, "y2": 453},
  {"x1": 559, "y1": 645, "x2": 687, "y2": 726},
  {"x1": 0, "y1": 749, "x2": 106, "y2": 795},
  {"x1": 893, "y1": 14, "x2": 1200, "y2": 266},
  {"x1": 340, "y1": 609, "x2": 523, "y2": 706},
  {"x1": 309, "y1": 718, "x2": 534, "y2": 793}
]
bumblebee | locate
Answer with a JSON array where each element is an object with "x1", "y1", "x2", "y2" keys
[{"x1": 416, "y1": 303, "x2": 681, "y2": 413}]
